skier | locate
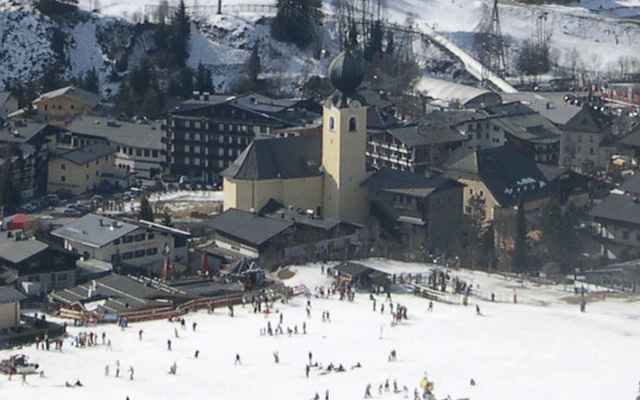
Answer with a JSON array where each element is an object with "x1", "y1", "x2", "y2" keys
[
  {"x1": 306, "y1": 364, "x2": 310, "y2": 378},
  {"x1": 195, "y1": 350, "x2": 200, "y2": 358},
  {"x1": 167, "y1": 339, "x2": 172, "y2": 351},
  {"x1": 309, "y1": 351, "x2": 313, "y2": 365},
  {"x1": 168, "y1": 362, "x2": 177, "y2": 374},
  {"x1": 235, "y1": 353, "x2": 241, "y2": 365},
  {"x1": 116, "y1": 360, "x2": 120, "y2": 378},
  {"x1": 129, "y1": 366, "x2": 134, "y2": 380},
  {"x1": 364, "y1": 384, "x2": 372, "y2": 398},
  {"x1": 428, "y1": 301, "x2": 433, "y2": 312},
  {"x1": 273, "y1": 351, "x2": 279, "y2": 363},
  {"x1": 105, "y1": 365, "x2": 109, "y2": 376},
  {"x1": 476, "y1": 304, "x2": 481, "y2": 315},
  {"x1": 138, "y1": 329, "x2": 144, "y2": 340},
  {"x1": 192, "y1": 322, "x2": 197, "y2": 331}
]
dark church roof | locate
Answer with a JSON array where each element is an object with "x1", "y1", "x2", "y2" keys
[{"x1": 221, "y1": 135, "x2": 322, "y2": 181}]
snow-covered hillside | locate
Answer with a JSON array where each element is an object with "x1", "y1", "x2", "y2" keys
[{"x1": 2, "y1": 0, "x2": 640, "y2": 95}]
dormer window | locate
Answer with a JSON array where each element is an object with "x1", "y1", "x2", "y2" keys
[{"x1": 349, "y1": 117, "x2": 357, "y2": 132}]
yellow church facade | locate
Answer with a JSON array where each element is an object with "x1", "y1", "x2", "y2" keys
[{"x1": 222, "y1": 50, "x2": 371, "y2": 225}]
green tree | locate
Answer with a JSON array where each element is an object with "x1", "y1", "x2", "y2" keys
[
  {"x1": 271, "y1": 0, "x2": 323, "y2": 48},
  {"x1": 170, "y1": 0, "x2": 190, "y2": 67},
  {"x1": 138, "y1": 196, "x2": 154, "y2": 221},
  {"x1": 512, "y1": 200, "x2": 529, "y2": 273},
  {"x1": 364, "y1": 20, "x2": 383, "y2": 62},
  {"x1": 195, "y1": 62, "x2": 214, "y2": 93},
  {"x1": 78, "y1": 68, "x2": 100, "y2": 95},
  {"x1": 161, "y1": 208, "x2": 174, "y2": 227},
  {"x1": 516, "y1": 40, "x2": 550, "y2": 76},
  {"x1": 539, "y1": 197, "x2": 583, "y2": 273},
  {"x1": 461, "y1": 194, "x2": 493, "y2": 270}
]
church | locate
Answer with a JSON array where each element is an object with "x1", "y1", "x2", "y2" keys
[{"x1": 222, "y1": 50, "x2": 372, "y2": 225}]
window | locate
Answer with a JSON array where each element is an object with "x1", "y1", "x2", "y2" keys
[
  {"x1": 147, "y1": 247, "x2": 158, "y2": 256},
  {"x1": 152, "y1": 150, "x2": 158, "y2": 158},
  {"x1": 135, "y1": 233, "x2": 146, "y2": 242},
  {"x1": 86, "y1": 174, "x2": 89, "y2": 180},
  {"x1": 114, "y1": 239, "x2": 121, "y2": 245},
  {"x1": 349, "y1": 117, "x2": 357, "y2": 132},
  {"x1": 123, "y1": 236, "x2": 133, "y2": 243},
  {"x1": 136, "y1": 149, "x2": 142, "y2": 156},
  {"x1": 134, "y1": 249, "x2": 145, "y2": 258},
  {"x1": 96, "y1": 171, "x2": 99, "y2": 176},
  {"x1": 57, "y1": 273, "x2": 67, "y2": 281},
  {"x1": 61, "y1": 176, "x2": 66, "y2": 182},
  {"x1": 144, "y1": 149, "x2": 150, "y2": 157},
  {"x1": 122, "y1": 252, "x2": 133, "y2": 260},
  {"x1": 61, "y1": 164, "x2": 66, "y2": 170},
  {"x1": 148, "y1": 233, "x2": 155, "y2": 240},
  {"x1": 329, "y1": 116, "x2": 336, "y2": 131}
]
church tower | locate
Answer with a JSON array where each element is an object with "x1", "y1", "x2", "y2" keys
[{"x1": 322, "y1": 50, "x2": 370, "y2": 224}]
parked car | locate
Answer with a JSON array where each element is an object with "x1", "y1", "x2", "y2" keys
[
  {"x1": 43, "y1": 194, "x2": 60, "y2": 207},
  {"x1": 62, "y1": 208, "x2": 83, "y2": 217}
]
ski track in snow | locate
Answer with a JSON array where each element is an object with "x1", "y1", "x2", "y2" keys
[{"x1": 2, "y1": 262, "x2": 640, "y2": 400}]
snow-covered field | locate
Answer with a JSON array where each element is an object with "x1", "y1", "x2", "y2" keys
[{"x1": 3, "y1": 260, "x2": 640, "y2": 400}]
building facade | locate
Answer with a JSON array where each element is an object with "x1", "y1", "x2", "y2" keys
[
  {"x1": 165, "y1": 92, "x2": 318, "y2": 184},
  {"x1": 47, "y1": 142, "x2": 116, "y2": 195}
]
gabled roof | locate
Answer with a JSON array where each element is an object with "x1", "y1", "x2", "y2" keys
[
  {"x1": 0, "y1": 235, "x2": 48, "y2": 264},
  {"x1": 562, "y1": 104, "x2": 612, "y2": 133},
  {"x1": 500, "y1": 93, "x2": 582, "y2": 125},
  {"x1": 0, "y1": 286, "x2": 27, "y2": 304},
  {"x1": 56, "y1": 142, "x2": 116, "y2": 165},
  {"x1": 362, "y1": 168, "x2": 463, "y2": 198},
  {"x1": 207, "y1": 208, "x2": 294, "y2": 248},
  {"x1": 590, "y1": 193, "x2": 640, "y2": 226},
  {"x1": 332, "y1": 261, "x2": 371, "y2": 278},
  {"x1": 222, "y1": 135, "x2": 322, "y2": 181},
  {"x1": 445, "y1": 146, "x2": 550, "y2": 207},
  {"x1": 51, "y1": 214, "x2": 140, "y2": 248},
  {"x1": 0, "y1": 121, "x2": 52, "y2": 145},
  {"x1": 0, "y1": 91, "x2": 15, "y2": 107},
  {"x1": 619, "y1": 172, "x2": 640, "y2": 195},
  {"x1": 413, "y1": 77, "x2": 502, "y2": 108},
  {"x1": 48, "y1": 273, "x2": 177, "y2": 314},
  {"x1": 67, "y1": 117, "x2": 164, "y2": 150},
  {"x1": 34, "y1": 86, "x2": 100, "y2": 107},
  {"x1": 490, "y1": 112, "x2": 561, "y2": 144}
]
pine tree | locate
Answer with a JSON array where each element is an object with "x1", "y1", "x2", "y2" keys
[
  {"x1": 170, "y1": 0, "x2": 190, "y2": 67},
  {"x1": 161, "y1": 208, "x2": 174, "y2": 227},
  {"x1": 138, "y1": 196, "x2": 154, "y2": 222},
  {"x1": 271, "y1": 0, "x2": 323, "y2": 48},
  {"x1": 195, "y1": 62, "x2": 213, "y2": 93}
]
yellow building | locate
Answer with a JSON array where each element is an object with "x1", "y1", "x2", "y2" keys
[
  {"x1": 0, "y1": 287, "x2": 26, "y2": 329},
  {"x1": 48, "y1": 142, "x2": 116, "y2": 195},
  {"x1": 32, "y1": 86, "x2": 101, "y2": 127},
  {"x1": 223, "y1": 50, "x2": 371, "y2": 225}
]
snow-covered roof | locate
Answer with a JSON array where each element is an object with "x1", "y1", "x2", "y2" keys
[{"x1": 413, "y1": 77, "x2": 502, "y2": 108}]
